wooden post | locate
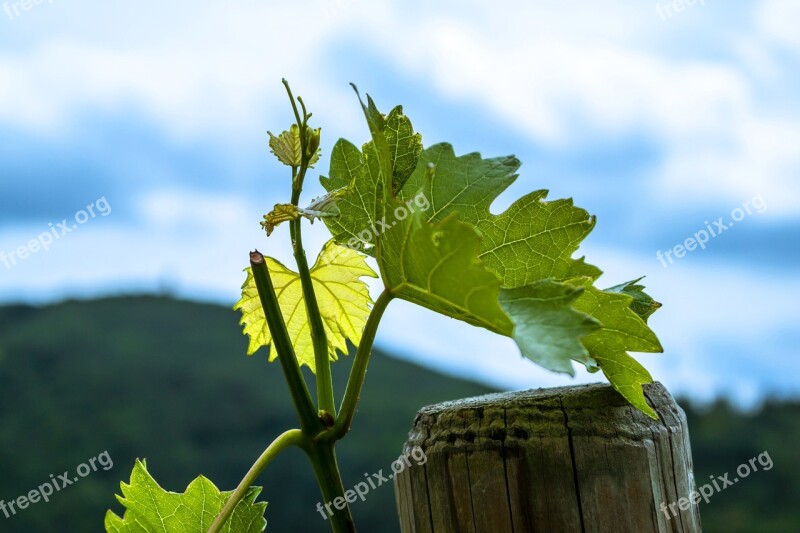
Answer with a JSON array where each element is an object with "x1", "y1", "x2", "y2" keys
[{"x1": 394, "y1": 382, "x2": 701, "y2": 533}]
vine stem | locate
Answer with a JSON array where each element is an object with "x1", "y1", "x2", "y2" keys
[
  {"x1": 227, "y1": 81, "x2": 388, "y2": 533},
  {"x1": 283, "y1": 77, "x2": 335, "y2": 415},
  {"x1": 290, "y1": 183, "x2": 336, "y2": 415},
  {"x1": 332, "y1": 290, "x2": 393, "y2": 438},
  {"x1": 208, "y1": 429, "x2": 304, "y2": 533},
  {"x1": 250, "y1": 251, "x2": 320, "y2": 434},
  {"x1": 307, "y1": 443, "x2": 356, "y2": 532}
]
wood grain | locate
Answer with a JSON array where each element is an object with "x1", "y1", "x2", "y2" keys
[{"x1": 394, "y1": 382, "x2": 701, "y2": 533}]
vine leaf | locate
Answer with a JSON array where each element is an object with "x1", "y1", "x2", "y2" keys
[
  {"x1": 569, "y1": 283, "x2": 663, "y2": 418},
  {"x1": 261, "y1": 194, "x2": 343, "y2": 237},
  {"x1": 322, "y1": 101, "x2": 597, "y2": 287},
  {"x1": 378, "y1": 210, "x2": 600, "y2": 373},
  {"x1": 318, "y1": 89, "x2": 664, "y2": 415},
  {"x1": 606, "y1": 277, "x2": 662, "y2": 322},
  {"x1": 397, "y1": 141, "x2": 664, "y2": 406},
  {"x1": 400, "y1": 143, "x2": 598, "y2": 286},
  {"x1": 104, "y1": 460, "x2": 266, "y2": 533},
  {"x1": 499, "y1": 281, "x2": 601, "y2": 375},
  {"x1": 378, "y1": 210, "x2": 511, "y2": 334},
  {"x1": 302, "y1": 188, "x2": 346, "y2": 220},
  {"x1": 234, "y1": 240, "x2": 377, "y2": 372},
  {"x1": 268, "y1": 124, "x2": 321, "y2": 168},
  {"x1": 320, "y1": 101, "x2": 422, "y2": 254},
  {"x1": 261, "y1": 204, "x2": 300, "y2": 236}
]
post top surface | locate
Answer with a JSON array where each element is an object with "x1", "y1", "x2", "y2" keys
[{"x1": 416, "y1": 381, "x2": 671, "y2": 416}]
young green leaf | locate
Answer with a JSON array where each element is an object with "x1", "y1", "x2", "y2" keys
[
  {"x1": 569, "y1": 284, "x2": 663, "y2": 418},
  {"x1": 268, "y1": 125, "x2": 302, "y2": 167},
  {"x1": 268, "y1": 124, "x2": 321, "y2": 168},
  {"x1": 105, "y1": 460, "x2": 266, "y2": 533},
  {"x1": 320, "y1": 104, "x2": 422, "y2": 253},
  {"x1": 261, "y1": 195, "x2": 342, "y2": 237},
  {"x1": 234, "y1": 240, "x2": 377, "y2": 372},
  {"x1": 302, "y1": 188, "x2": 346, "y2": 220},
  {"x1": 606, "y1": 277, "x2": 662, "y2": 322},
  {"x1": 261, "y1": 204, "x2": 300, "y2": 236}
]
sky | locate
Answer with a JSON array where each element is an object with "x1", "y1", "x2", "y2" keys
[{"x1": 1, "y1": 0, "x2": 798, "y2": 407}]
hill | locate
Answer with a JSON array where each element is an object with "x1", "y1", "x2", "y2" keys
[
  {"x1": 0, "y1": 297, "x2": 797, "y2": 531},
  {"x1": 0, "y1": 296, "x2": 493, "y2": 531}
]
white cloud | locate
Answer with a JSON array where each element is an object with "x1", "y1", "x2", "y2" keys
[
  {"x1": 136, "y1": 189, "x2": 253, "y2": 229},
  {"x1": 3, "y1": 1, "x2": 800, "y2": 215},
  {"x1": 0, "y1": 2, "x2": 364, "y2": 141},
  {"x1": 350, "y1": 2, "x2": 800, "y2": 215},
  {"x1": 757, "y1": 0, "x2": 800, "y2": 51}
]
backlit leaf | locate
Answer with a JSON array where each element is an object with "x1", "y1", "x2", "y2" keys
[
  {"x1": 570, "y1": 283, "x2": 663, "y2": 418},
  {"x1": 234, "y1": 240, "x2": 376, "y2": 372},
  {"x1": 105, "y1": 460, "x2": 266, "y2": 533},
  {"x1": 317, "y1": 90, "x2": 664, "y2": 415},
  {"x1": 378, "y1": 210, "x2": 600, "y2": 373}
]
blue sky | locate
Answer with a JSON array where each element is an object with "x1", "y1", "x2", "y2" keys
[{"x1": 1, "y1": 0, "x2": 798, "y2": 406}]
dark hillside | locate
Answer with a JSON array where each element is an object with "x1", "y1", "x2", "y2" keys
[{"x1": 0, "y1": 297, "x2": 796, "y2": 531}]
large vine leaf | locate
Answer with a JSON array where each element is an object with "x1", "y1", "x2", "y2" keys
[
  {"x1": 394, "y1": 130, "x2": 661, "y2": 405},
  {"x1": 400, "y1": 143, "x2": 598, "y2": 286},
  {"x1": 317, "y1": 91, "x2": 663, "y2": 414},
  {"x1": 321, "y1": 106, "x2": 596, "y2": 285},
  {"x1": 105, "y1": 460, "x2": 266, "y2": 533},
  {"x1": 234, "y1": 240, "x2": 377, "y2": 372},
  {"x1": 378, "y1": 209, "x2": 600, "y2": 373},
  {"x1": 378, "y1": 210, "x2": 511, "y2": 334}
]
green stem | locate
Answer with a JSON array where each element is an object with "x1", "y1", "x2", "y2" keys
[
  {"x1": 208, "y1": 429, "x2": 304, "y2": 533},
  {"x1": 250, "y1": 251, "x2": 320, "y2": 434},
  {"x1": 290, "y1": 212, "x2": 335, "y2": 415},
  {"x1": 307, "y1": 443, "x2": 356, "y2": 532},
  {"x1": 284, "y1": 83, "x2": 334, "y2": 416},
  {"x1": 282, "y1": 79, "x2": 305, "y2": 134},
  {"x1": 332, "y1": 290, "x2": 393, "y2": 438}
]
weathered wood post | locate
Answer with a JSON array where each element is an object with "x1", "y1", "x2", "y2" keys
[{"x1": 394, "y1": 382, "x2": 701, "y2": 533}]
